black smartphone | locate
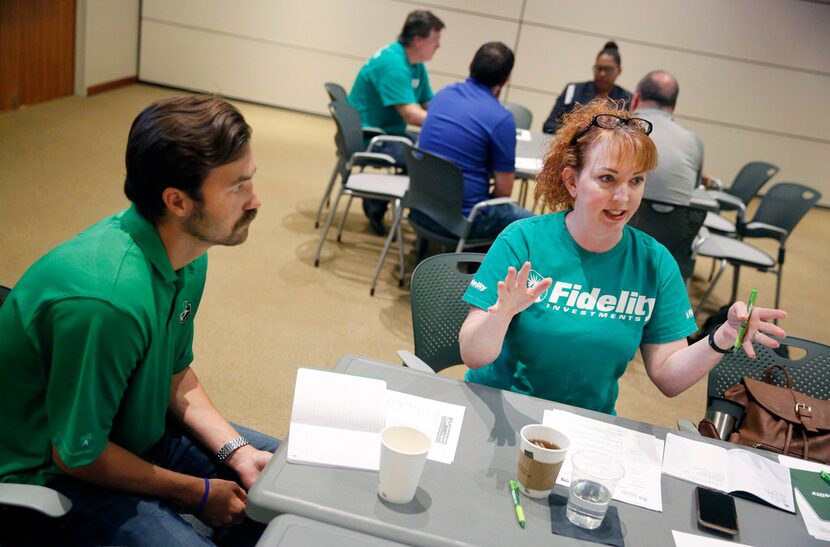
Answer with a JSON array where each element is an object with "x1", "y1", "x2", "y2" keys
[{"x1": 696, "y1": 487, "x2": 739, "y2": 536}]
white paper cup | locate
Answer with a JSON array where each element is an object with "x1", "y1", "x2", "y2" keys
[
  {"x1": 517, "y1": 424, "x2": 570, "y2": 498},
  {"x1": 377, "y1": 425, "x2": 431, "y2": 504}
]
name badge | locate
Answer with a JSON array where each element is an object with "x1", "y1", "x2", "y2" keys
[{"x1": 411, "y1": 78, "x2": 420, "y2": 88}]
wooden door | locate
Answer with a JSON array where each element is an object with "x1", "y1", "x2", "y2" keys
[{"x1": 0, "y1": 0, "x2": 75, "y2": 111}]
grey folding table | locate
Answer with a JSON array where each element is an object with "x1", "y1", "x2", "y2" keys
[
  {"x1": 256, "y1": 514, "x2": 407, "y2": 546},
  {"x1": 514, "y1": 131, "x2": 554, "y2": 206},
  {"x1": 248, "y1": 355, "x2": 821, "y2": 546}
]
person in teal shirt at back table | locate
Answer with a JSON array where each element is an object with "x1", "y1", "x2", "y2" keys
[
  {"x1": 459, "y1": 100, "x2": 789, "y2": 414},
  {"x1": 348, "y1": 10, "x2": 444, "y2": 235}
]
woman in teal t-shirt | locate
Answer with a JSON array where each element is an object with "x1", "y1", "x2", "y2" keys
[{"x1": 459, "y1": 100, "x2": 788, "y2": 413}]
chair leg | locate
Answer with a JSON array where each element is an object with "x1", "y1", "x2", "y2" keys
[
  {"x1": 369, "y1": 201, "x2": 401, "y2": 296},
  {"x1": 773, "y1": 265, "x2": 783, "y2": 325},
  {"x1": 695, "y1": 259, "x2": 728, "y2": 318},
  {"x1": 314, "y1": 188, "x2": 346, "y2": 267},
  {"x1": 395, "y1": 202, "x2": 406, "y2": 287},
  {"x1": 337, "y1": 195, "x2": 354, "y2": 242},
  {"x1": 315, "y1": 160, "x2": 341, "y2": 228},
  {"x1": 729, "y1": 264, "x2": 742, "y2": 302},
  {"x1": 518, "y1": 177, "x2": 529, "y2": 207}
]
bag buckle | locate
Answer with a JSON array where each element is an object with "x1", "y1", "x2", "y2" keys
[{"x1": 795, "y1": 402, "x2": 812, "y2": 414}]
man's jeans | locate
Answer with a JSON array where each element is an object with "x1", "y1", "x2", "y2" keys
[
  {"x1": 409, "y1": 202, "x2": 533, "y2": 241},
  {"x1": 1, "y1": 422, "x2": 279, "y2": 547}
]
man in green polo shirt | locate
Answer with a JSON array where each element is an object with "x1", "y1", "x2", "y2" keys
[
  {"x1": 348, "y1": 9, "x2": 445, "y2": 235},
  {"x1": 0, "y1": 95, "x2": 279, "y2": 546}
]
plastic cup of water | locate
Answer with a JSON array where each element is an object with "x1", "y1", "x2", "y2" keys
[{"x1": 565, "y1": 450, "x2": 625, "y2": 529}]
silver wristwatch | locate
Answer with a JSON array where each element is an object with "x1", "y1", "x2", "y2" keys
[{"x1": 216, "y1": 436, "x2": 250, "y2": 462}]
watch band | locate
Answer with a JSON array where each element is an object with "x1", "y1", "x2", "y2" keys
[
  {"x1": 708, "y1": 328, "x2": 734, "y2": 354},
  {"x1": 216, "y1": 436, "x2": 250, "y2": 462}
]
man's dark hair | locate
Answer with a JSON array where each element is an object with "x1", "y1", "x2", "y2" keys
[
  {"x1": 124, "y1": 95, "x2": 251, "y2": 222},
  {"x1": 636, "y1": 70, "x2": 679, "y2": 108},
  {"x1": 469, "y1": 42, "x2": 515, "y2": 87},
  {"x1": 398, "y1": 10, "x2": 445, "y2": 47}
]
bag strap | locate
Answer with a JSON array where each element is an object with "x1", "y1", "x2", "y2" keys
[
  {"x1": 790, "y1": 388, "x2": 819, "y2": 433},
  {"x1": 763, "y1": 364, "x2": 794, "y2": 388}
]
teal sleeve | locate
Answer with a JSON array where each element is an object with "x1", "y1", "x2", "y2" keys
[
  {"x1": 39, "y1": 299, "x2": 145, "y2": 468},
  {"x1": 641, "y1": 247, "x2": 699, "y2": 344},
  {"x1": 377, "y1": 63, "x2": 419, "y2": 107},
  {"x1": 462, "y1": 227, "x2": 526, "y2": 311}
]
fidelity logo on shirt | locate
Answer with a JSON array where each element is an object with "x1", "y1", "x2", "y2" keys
[
  {"x1": 470, "y1": 280, "x2": 487, "y2": 292},
  {"x1": 529, "y1": 275, "x2": 656, "y2": 323}
]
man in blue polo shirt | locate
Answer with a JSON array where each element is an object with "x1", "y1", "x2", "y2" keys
[
  {"x1": 0, "y1": 95, "x2": 278, "y2": 546},
  {"x1": 349, "y1": 10, "x2": 445, "y2": 235},
  {"x1": 413, "y1": 42, "x2": 533, "y2": 240}
]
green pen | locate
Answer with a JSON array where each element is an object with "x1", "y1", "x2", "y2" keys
[
  {"x1": 820, "y1": 470, "x2": 830, "y2": 486},
  {"x1": 733, "y1": 288, "x2": 758, "y2": 351},
  {"x1": 508, "y1": 479, "x2": 526, "y2": 528}
]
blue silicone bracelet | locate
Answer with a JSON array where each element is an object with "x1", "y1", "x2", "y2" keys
[{"x1": 195, "y1": 477, "x2": 210, "y2": 513}]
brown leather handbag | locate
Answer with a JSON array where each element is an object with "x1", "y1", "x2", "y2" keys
[{"x1": 722, "y1": 364, "x2": 830, "y2": 464}]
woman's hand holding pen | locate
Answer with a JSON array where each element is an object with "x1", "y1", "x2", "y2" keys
[
  {"x1": 488, "y1": 262, "x2": 552, "y2": 319},
  {"x1": 717, "y1": 300, "x2": 788, "y2": 358}
]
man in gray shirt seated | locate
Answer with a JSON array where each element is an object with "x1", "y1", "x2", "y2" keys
[{"x1": 631, "y1": 71, "x2": 704, "y2": 206}]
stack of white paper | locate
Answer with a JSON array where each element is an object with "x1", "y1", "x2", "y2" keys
[
  {"x1": 543, "y1": 409, "x2": 665, "y2": 511},
  {"x1": 286, "y1": 368, "x2": 466, "y2": 471},
  {"x1": 662, "y1": 434, "x2": 794, "y2": 513}
]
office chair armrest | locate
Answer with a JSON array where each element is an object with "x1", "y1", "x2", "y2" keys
[
  {"x1": 466, "y1": 197, "x2": 516, "y2": 223},
  {"x1": 362, "y1": 126, "x2": 386, "y2": 141},
  {"x1": 742, "y1": 221, "x2": 788, "y2": 241},
  {"x1": 676, "y1": 419, "x2": 702, "y2": 436},
  {"x1": 350, "y1": 152, "x2": 398, "y2": 169},
  {"x1": 396, "y1": 350, "x2": 436, "y2": 374},
  {"x1": 0, "y1": 483, "x2": 73, "y2": 517},
  {"x1": 367, "y1": 134, "x2": 414, "y2": 152},
  {"x1": 708, "y1": 190, "x2": 745, "y2": 213}
]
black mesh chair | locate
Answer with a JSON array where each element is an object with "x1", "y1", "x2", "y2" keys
[
  {"x1": 707, "y1": 336, "x2": 830, "y2": 405},
  {"x1": 403, "y1": 144, "x2": 515, "y2": 259},
  {"x1": 0, "y1": 285, "x2": 9, "y2": 308},
  {"x1": 703, "y1": 161, "x2": 779, "y2": 236},
  {"x1": 317, "y1": 83, "x2": 391, "y2": 229},
  {"x1": 314, "y1": 101, "x2": 411, "y2": 296},
  {"x1": 398, "y1": 253, "x2": 485, "y2": 374},
  {"x1": 629, "y1": 199, "x2": 707, "y2": 284},
  {"x1": 696, "y1": 182, "x2": 821, "y2": 315},
  {"x1": 504, "y1": 102, "x2": 533, "y2": 130}
]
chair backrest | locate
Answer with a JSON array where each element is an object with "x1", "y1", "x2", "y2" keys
[
  {"x1": 727, "y1": 161, "x2": 779, "y2": 204},
  {"x1": 504, "y1": 102, "x2": 533, "y2": 130},
  {"x1": 403, "y1": 144, "x2": 471, "y2": 239},
  {"x1": 324, "y1": 82, "x2": 349, "y2": 104},
  {"x1": 750, "y1": 182, "x2": 821, "y2": 236},
  {"x1": 0, "y1": 285, "x2": 9, "y2": 309},
  {"x1": 410, "y1": 253, "x2": 485, "y2": 373},
  {"x1": 707, "y1": 336, "x2": 830, "y2": 404},
  {"x1": 629, "y1": 199, "x2": 707, "y2": 281},
  {"x1": 328, "y1": 101, "x2": 366, "y2": 173}
]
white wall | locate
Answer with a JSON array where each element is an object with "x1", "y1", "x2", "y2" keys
[
  {"x1": 75, "y1": 0, "x2": 140, "y2": 94},
  {"x1": 138, "y1": 0, "x2": 830, "y2": 205}
]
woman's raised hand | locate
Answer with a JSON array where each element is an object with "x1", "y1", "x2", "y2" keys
[{"x1": 487, "y1": 262, "x2": 552, "y2": 318}]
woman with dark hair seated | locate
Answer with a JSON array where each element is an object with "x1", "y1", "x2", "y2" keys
[{"x1": 542, "y1": 41, "x2": 631, "y2": 134}]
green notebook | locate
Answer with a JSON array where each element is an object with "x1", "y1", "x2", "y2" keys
[{"x1": 791, "y1": 469, "x2": 830, "y2": 521}]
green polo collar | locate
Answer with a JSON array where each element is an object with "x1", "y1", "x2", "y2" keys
[{"x1": 120, "y1": 205, "x2": 177, "y2": 283}]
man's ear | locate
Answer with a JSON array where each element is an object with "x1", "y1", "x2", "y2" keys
[
  {"x1": 161, "y1": 187, "x2": 193, "y2": 219},
  {"x1": 630, "y1": 91, "x2": 641, "y2": 111},
  {"x1": 562, "y1": 166, "x2": 579, "y2": 198}
]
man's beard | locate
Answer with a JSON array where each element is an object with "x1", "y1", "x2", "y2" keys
[{"x1": 184, "y1": 205, "x2": 257, "y2": 246}]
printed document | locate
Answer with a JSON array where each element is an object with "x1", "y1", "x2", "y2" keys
[
  {"x1": 543, "y1": 409, "x2": 664, "y2": 511},
  {"x1": 662, "y1": 433, "x2": 794, "y2": 512},
  {"x1": 515, "y1": 157, "x2": 543, "y2": 173},
  {"x1": 286, "y1": 368, "x2": 465, "y2": 470}
]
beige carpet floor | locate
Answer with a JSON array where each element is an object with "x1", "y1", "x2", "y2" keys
[{"x1": 1, "y1": 84, "x2": 828, "y2": 439}]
